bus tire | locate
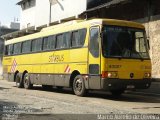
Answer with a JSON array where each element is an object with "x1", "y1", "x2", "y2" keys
[
  {"x1": 110, "y1": 89, "x2": 125, "y2": 96},
  {"x1": 73, "y1": 75, "x2": 86, "y2": 97},
  {"x1": 15, "y1": 73, "x2": 23, "y2": 88},
  {"x1": 23, "y1": 73, "x2": 33, "y2": 89}
]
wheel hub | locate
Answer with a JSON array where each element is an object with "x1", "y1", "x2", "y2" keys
[{"x1": 75, "y1": 79, "x2": 82, "y2": 92}]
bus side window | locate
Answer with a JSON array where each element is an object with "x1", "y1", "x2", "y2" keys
[
  {"x1": 43, "y1": 35, "x2": 56, "y2": 50},
  {"x1": 79, "y1": 29, "x2": 87, "y2": 46},
  {"x1": 71, "y1": 31, "x2": 79, "y2": 47},
  {"x1": 32, "y1": 38, "x2": 42, "y2": 52},
  {"x1": 43, "y1": 37, "x2": 49, "y2": 50},
  {"x1": 71, "y1": 29, "x2": 86, "y2": 48},
  {"x1": 56, "y1": 34, "x2": 64, "y2": 49},
  {"x1": 63, "y1": 32, "x2": 71, "y2": 48},
  {"x1": 49, "y1": 35, "x2": 56, "y2": 50},
  {"x1": 13, "y1": 43, "x2": 21, "y2": 55},
  {"x1": 22, "y1": 40, "x2": 31, "y2": 53}
]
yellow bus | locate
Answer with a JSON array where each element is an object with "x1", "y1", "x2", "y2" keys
[{"x1": 3, "y1": 19, "x2": 151, "y2": 96}]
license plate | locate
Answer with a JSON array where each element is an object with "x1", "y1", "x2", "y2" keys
[{"x1": 127, "y1": 85, "x2": 135, "y2": 89}]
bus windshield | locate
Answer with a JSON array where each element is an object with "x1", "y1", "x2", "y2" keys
[{"x1": 102, "y1": 25, "x2": 150, "y2": 59}]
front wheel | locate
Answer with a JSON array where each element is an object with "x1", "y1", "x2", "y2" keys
[
  {"x1": 23, "y1": 73, "x2": 33, "y2": 89},
  {"x1": 73, "y1": 75, "x2": 86, "y2": 97}
]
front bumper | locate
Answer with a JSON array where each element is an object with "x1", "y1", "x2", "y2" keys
[{"x1": 101, "y1": 78, "x2": 152, "y2": 90}]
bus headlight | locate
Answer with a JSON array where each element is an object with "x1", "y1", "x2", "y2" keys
[
  {"x1": 102, "y1": 71, "x2": 118, "y2": 78},
  {"x1": 144, "y1": 72, "x2": 151, "y2": 78}
]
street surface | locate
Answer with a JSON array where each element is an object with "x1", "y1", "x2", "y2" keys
[{"x1": 0, "y1": 80, "x2": 160, "y2": 120}]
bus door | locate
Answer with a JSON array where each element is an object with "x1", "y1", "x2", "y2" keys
[{"x1": 88, "y1": 26, "x2": 101, "y2": 89}]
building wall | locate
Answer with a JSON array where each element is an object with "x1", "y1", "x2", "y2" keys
[
  {"x1": 51, "y1": 0, "x2": 86, "y2": 23},
  {"x1": 20, "y1": 0, "x2": 87, "y2": 29},
  {"x1": 10, "y1": 22, "x2": 20, "y2": 30},
  {"x1": 143, "y1": 18, "x2": 160, "y2": 78},
  {"x1": 20, "y1": 6, "x2": 36, "y2": 29}
]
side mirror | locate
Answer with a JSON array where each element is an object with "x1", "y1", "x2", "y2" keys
[{"x1": 147, "y1": 39, "x2": 150, "y2": 50}]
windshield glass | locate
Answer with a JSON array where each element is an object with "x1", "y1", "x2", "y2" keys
[{"x1": 102, "y1": 25, "x2": 150, "y2": 59}]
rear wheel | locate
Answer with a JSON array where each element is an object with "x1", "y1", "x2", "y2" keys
[
  {"x1": 73, "y1": 75, "x2": 86, "y2": 97},
  {"x1": 23, "y1": 73, "x2": 33, "y2": 89},
  {"x1": 15, "y1": 73, "x2": 23, "y2": 88}
]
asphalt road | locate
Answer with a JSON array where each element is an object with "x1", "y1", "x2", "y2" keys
[{"x1": 0, "y1": 80, "x2": 160, "y2": 120}]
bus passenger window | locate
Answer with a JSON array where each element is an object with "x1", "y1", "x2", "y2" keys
[
  {"x1": 43, "y1": 36, "x2": 56, "y2": 50},
  {"x1": 71, "y1": 29, "x2": 86, "y2": 48},
  {"x1": 32, "y1": 38, "x2": 42, "y2": 52},
  {"x1": 63, "y1": 32, "x2": 71, "y2": 48},
  {"x1": 9, "y1": 45, "x2": 13, "y2": 55},
  {"x1": 22, "y1": 41, "x2": 31, "y2": 53},
  {"x1": 71, "y1": 31, "x2": 79, "y2": 47},
  {"x1": 13, "y1": 43, "x2": 21, "y2": 55},
  {"x1": 56, "y1": 34, "x2": 65, "y2": 49},
  {"x1": 49, "y1": 36, "x2": 56, "y2": 50},
  {"x1": 79, "y1": 29, "x2": 87, "y2": 46},
  {"x1": 43, "y1": 37, "x2": 49, "y2": 50}
]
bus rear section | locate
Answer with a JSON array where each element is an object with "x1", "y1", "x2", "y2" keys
[{"x1": 99, "y1": 24, "x2": 151, "y2": 95}]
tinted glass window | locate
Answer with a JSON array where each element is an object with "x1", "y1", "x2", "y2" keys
[
  {"x1": 89, "y1": 28, "x2": 99, "y2": 58},
  {"x1": 32, "y1": 38, "x2": 42, "y2": 52},
  {"x1": 63, "y1": 32, "x2": 71, "y2": 48},
  {"x1": 71, "y1": 29, "x2": 86, "y2": 47},
  {"x1": 13, "y1": 43, "x2": 21, "y2": 54},
  {"x1": 43, "y1": 37, "x2": 49, "y2": 50},
  {"x1": 43, "y1": 36, "x2": 56, "y2": 50},
  {"x1": 22, "y1": 40, "x2": 31, "y2": 53},
  {"x1": 56, "y1": 33, "x2": 70, "y2": 49},
  {"x1": 56, "y1": 34, "x2": 63, "y2": 49},
  {"x1": 79, "y1": 29, "x2": 87, "y2": 46},
  {"x1": 49, "y1": 36, "x2": 56, "y2": 50},
  {"x1": 9, "y1": 44, "x2": 14, "y2": 55},
  {"x1": 72, "y1": 31, "x2": 79, "y2": 47}
]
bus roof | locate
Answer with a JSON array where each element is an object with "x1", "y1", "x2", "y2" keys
[{"x1": 5, "y1": 18, "x2": 145, "y2": 45}]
